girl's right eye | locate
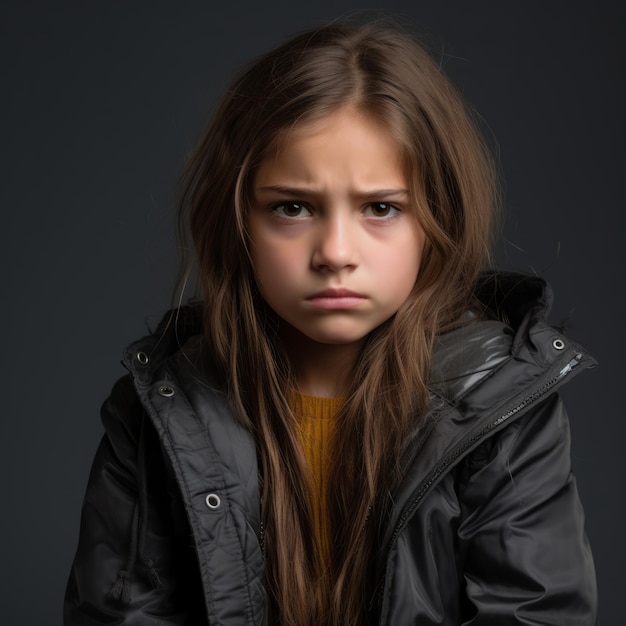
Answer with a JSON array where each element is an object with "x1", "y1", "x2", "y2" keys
[{"x1": 271, "y1": 202, "x2": 312, "y2": 219}]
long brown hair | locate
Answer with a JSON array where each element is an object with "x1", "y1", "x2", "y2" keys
[{"x1": 177, "y1": 20, "x2": 496, "y2": 625}]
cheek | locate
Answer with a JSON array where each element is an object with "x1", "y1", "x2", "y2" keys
[
  {"x1": 404, "y1": 223, "x2": 427, "y2": 282},
  {"x1": 374, "y1": 233, "x2": 424, "y2": 293},
  {"x1": 394, "y1": 252, "x2": 421, "y2": 298},
  {"x1": 251, "y1": 238, "x2": 304, "y2": 294}
]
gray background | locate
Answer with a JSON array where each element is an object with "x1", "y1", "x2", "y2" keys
[{"x1": 2, "y1": 0, "x2": 623, "y2": 624}]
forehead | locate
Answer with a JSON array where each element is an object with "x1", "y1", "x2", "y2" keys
[
  {"x1": 273, "y1": 106, "x2": 399, "y2": 147},
  {"x1": 256, "y1": 107, "x2": 409, "y2": 184}
]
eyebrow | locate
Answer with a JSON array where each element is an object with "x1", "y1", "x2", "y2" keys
[{"x1": 256, "y1": 185, "x2": 410, "y2": 199}]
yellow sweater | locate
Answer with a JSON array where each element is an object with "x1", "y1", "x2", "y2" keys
[{"x1": 288, "y1": 391, "x2": 343, "y2": 566}]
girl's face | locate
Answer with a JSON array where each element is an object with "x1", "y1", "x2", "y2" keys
[{"x1": 248, "y1": 107, "x2": 425, "y2": 349}]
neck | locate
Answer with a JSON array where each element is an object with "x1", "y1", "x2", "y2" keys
[{"x1": 280, "y1": 325, "x2": 362, "y2": 398}]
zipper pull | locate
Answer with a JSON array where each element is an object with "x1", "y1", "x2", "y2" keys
[{"x1": 559, "y1": 353, "x2": 582, "y2": 377}]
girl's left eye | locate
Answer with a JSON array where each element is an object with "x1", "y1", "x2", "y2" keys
[
  {"x1": 271, "y1": 202, "x2": 312, "y2": 219},
  {"x1": 363, "y1": 203, "x2": 400, "y2": 218}
]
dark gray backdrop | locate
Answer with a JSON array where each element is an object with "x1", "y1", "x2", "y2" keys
[{"x1": 2, "y1": 1, "x2": 623, "y2": 624}]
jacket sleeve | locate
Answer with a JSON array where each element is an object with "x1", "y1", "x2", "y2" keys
[
  {"x1": 64, "y1": 375, "x2": 206, "y2": 625},
  {"x1": 457, "y1": 393, "x2": 597, "y2": 625}
]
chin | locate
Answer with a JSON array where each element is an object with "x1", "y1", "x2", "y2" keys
[{"x1": 302, "y1": 328, "x2": 371, "y2": 346}]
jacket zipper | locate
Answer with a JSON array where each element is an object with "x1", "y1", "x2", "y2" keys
[{"x1": 371, "y1": 352, "x2": 583, "y2": 612}]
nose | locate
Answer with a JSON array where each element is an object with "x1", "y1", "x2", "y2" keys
[{"x1": 311, "y1": 213, "x2": 358, "y2": 272}]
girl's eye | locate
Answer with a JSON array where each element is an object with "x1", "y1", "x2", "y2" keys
[
  {"x1": 363, "y1": 203, "x2": 400, "y2": 219},
  {"x1": 271, "y1": 202, "x2": 312, "y2": 219}
]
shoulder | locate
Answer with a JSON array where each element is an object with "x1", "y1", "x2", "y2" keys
[
  {"x1": 440, "y1": 271, "x2": 594, "y2": 498},
  {"x1": 415, "y1": 270, "x2": 596, "y2": 495}
]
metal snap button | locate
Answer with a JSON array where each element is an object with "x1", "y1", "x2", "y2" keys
[
  {"x1": 158, "y1": 386, "x2": 175, "y2": 397},
  {"x1": 136, "y1": 351, "x2": 149, "y2": 365},
  {"x1": 205, "y1": 493, "x2": 221, "y2": 509},
  {"x1": 552, "y1": 338, "x2": 565, "y2": 350}
]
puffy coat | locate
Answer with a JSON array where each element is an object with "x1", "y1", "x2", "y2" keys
[{"x1": 64, "y1": 273, "x2": 598, "y2": 624}]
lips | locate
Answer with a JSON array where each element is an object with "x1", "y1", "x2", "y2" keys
[
  {"x1": 309, "y1": 288, "x2": 365, "y2": 299},
  {"x1": 305, "y1": 288, "x2": 367, "y2": 310}
]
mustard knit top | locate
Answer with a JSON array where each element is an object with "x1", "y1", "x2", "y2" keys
[{"x1": 288, "y1": 390, "x2": 343, "y2": 566}]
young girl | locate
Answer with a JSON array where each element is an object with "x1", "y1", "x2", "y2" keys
[{"x1": 64, "y1": 21, "x2": 597, "y2": 625}]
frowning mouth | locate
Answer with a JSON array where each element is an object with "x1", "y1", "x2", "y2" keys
[{"x1": 305, "y1": 288, "x2": 367, "y2": 310}]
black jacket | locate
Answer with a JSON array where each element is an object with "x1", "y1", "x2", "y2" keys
[{"x1": 64, "y1": 273, "x2": 598, "y2": 624}]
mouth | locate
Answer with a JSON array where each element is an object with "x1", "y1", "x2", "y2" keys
[{"x1": 305, "y1": 288, "x2": 367, "y2": 310}]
